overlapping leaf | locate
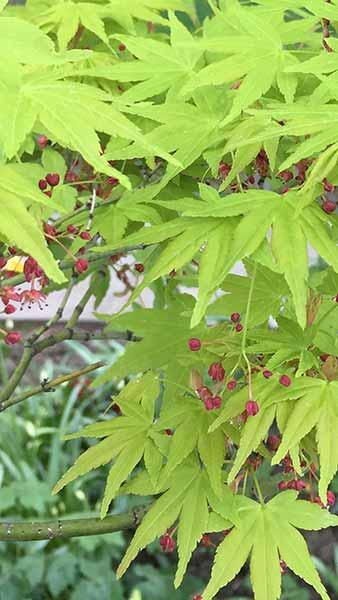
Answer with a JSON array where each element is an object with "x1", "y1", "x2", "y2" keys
[
  {"x1": 53, "y1": 373, "x2": 161, "y2": 518},
  {"x1": 203, "y1": 491, "x2": 338, "y2": 600}
]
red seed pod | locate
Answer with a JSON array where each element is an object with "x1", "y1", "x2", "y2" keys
[
  {"x1": 279, "y1": 374, "x2": 292, "y2": 387},
  {"x1": 135, "y1": 263, "x2": 145, "y2": 273},
  {"x1": 278, "y1": 481, "x2": 288, "y2": 491},
  {"x1": 37, "y1": 135, "x2": 49, "y2": 149},
  {"x1": 38, "y1": 179, "x2": 48, "y2": 191},
  {"x1": 230, "y1": 312, "x2": 241, "y2": 323},
  {"x1": 159, "y1": 532, "x2": 176, "y2": 553},
  {"x1": 197, "y1": 386, "x2": 213, "y2": 401},
  {"x1": 218, "y1": 162, "x2": 231, "y2": 178},
  {"x1": 4, "y1": 304, "x2": 16, "y2": 315},
  {"x1": 107, "y1": 177, "x2": 119, "y2": 186},
  {"x1": 211, "y1": 396, "x2": 222, "y2": 409},
  {"x1": 208, "y1": 362, "x2": 225, "y2": 382},
  {"x1": 45, "y1": 173, "x2": 60, "y2": 187},
  {"x1": 245, "y1": 400, "x2": 259, "y2": 416},
  {"x1": 322, "y1": 199, "x2": 336, "y2": 214},
  {"x1": 188, "y1": 337, "x2": 201, "y2": 351},
  {"x1": 80, "y1": 231, "x2": 91, "y2": 241},
  {"x1": 4, "y1": 331, "x2": 22, "y2": 345},
  {"x1": 203, "y1": 397, "x2": 214, "y2": 411},
  {"x1": 65, "y1": 171, "x2": 78, "y2": 183},
  {"x1": 327, "y1": 491, "x2": 336, "y2": 506},
  {"x1": 263, "y1": 369, "x2": 273, "y2": 379},
  {"x1": 67, "y1": 225, "x2": 79, "y2": 235},
  {"x1": 323, "y1": 178, "x2": 335, "y2": 193},
  {"x1": 235, "y1": 323, "x2": 243, "y2": 333},
  {"x1": 74, "y1": 258, "x2": 89, "y2": 274},
  {"x1": 267, "y1": 435, "x2": 281, "y2": 452}
]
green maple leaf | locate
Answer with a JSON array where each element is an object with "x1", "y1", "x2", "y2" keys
[
  {"x1": 92, "y1": 305, "x2": 207, "y2": 385},
  {"x1": 107, "y1": 185, "x2": 337, "y2": 329},
  {"x1": 108, "y1": 89, "x2": 229, "y2": 193},
  {"x1": 155, "y1": 395, "x2": 226, "y2": 497},
  {"x1": 0, "y1": 61, "x2": 177, "y2": 185},
  {"x1": 0, "y1": 164, "x2": 66, "y2": 283},
  {"x1": 35, "y1": 1, "x2": 109, "y2": 51},
  {"x1": 181, "y1": 1, "x2": 294, "y2": 121},
  {"x1": 247, "y1": 315, "x2": 318, "y2": 374},
  {"x1": 209, "y1": 373, "x2": 322, "y2": 483},
  {"x1": 270, "y1": 380, "x2": 338, "y2": 502},
  {"x1": 209, "y1": 262, "x2": 288, "y2": 326},
  {"x1": 117, "y1": 462, "x2": 235, "y2": 587},
  {"x1": 106, "y1": 12, "x2": 203, "y2": 103},
  {"x1": 203, "y1": 490, "x2": 338, "y2": 600},
  {"x1": 53, "y1": 373, "x2": 161, "y2": 518},
  {"x1": 106, "y1": 0, "x2": 195, "y2": 34}
]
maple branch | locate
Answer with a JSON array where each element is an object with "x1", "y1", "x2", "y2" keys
[
  {"x1": 0, "y1": 506, "x2": 147, "y2": 542},
  {"x1": 0, "y1": 361, "x2": 105, "y2": 411},
  {"x1": 241, "y1": 262, "x2": 258, "y2": 402}
]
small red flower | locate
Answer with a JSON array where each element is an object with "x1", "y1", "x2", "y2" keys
[
  {"x1": 279, "y1": 374, "x2": 292, "y2": 387},
  {"x1": 263, "y1": 369, "x2": 273, "y2": 379},
  {"x1": 38, "y1": 179, "x2": 48, "y2": 191},
  {"x1": 135, "y1": 263, "x2": 145, "y2": 273},
  {"x1": 67, "y1": 225, "x2": 79, "y2": 235},
  {"x1": 46, "y1": 173, "x2": 60, "y2": 187},
  {"x1": 80, "y1": 231, "x2": 91, "y2": 241},
  {"x1": 204, "y1": 397, "x2": 214, "y2": 411},
  {"x1": 327, "y1": 491, "x2": 336, "y2": 506},
  {"x1": 24, "y1": 257, "x2": 44, "y2": 282},
  {"x1": 0, "y1": 286, "x2": 21, "y2": 305},
  {"x1": 107, "y1": 177, "x2": 119, "y2": 186},
  {"x1": 4, "y1": 304, "x2": 16, "y2": 314},
  {"x1": 278, "y1": 481, "x2": 288, "y2": 491},
  {"x1": 159, "y1": 532, "x2": 176, "y2": 553},
  {"x1": 227, "y1": 379, "x2": 237, "y2": 391},
  {"x1": 211, "y1": 396, "x2": 222, "y2": 409},
  {"x1": 188, "y1": 338, "x2": 201, "y2": 351},
  {"x1": 20, "y1": 289, "x2": 47, "y2": 309},
  {"x1": 75, "y1": 258, "x2": 89, "y2": 274},
  {"x1": 208, "y1": 362, "x2": 225, "y2": 381},
  {"x1": 246, "y1": 400, "x2": 259, "y2": 416},
  {"x1": 4, "y1": 331, "x2": 22, "y2": 345},
  {"x1": 235, "y1": 323, "x2": 243, "y2": 332},
  {"x1": 230, "y1": 312, "x2": 241, "y2": 323},
  {"x1": 37, "y1": 135, "x2": 49, "y2": 149},
  {"x1": 118, "y1": 43, "x2": 126, "y2": 52},
  {"x1": 267, "y1": 435, "x2": 280, "y2": 451}
]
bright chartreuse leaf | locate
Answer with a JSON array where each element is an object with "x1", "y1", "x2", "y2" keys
[
  {"x1": 107, "y1": 0, "x2": 195, "y2": 34},
  {"x1": 208, "y1": 263, "x2": 288, "y2": 326},
  {"x1": 53, "y1": 373, "x2": 161, "y2": 517},
  {"x1": 92, "y1": 305, "x2": 207, "y2": 385},
  {"x1": 117, "y1": 463, "x2": 235, "y2": 584},
  {"x1": 107, "y1": 12, "x2": 203, "y2": 103},
  {"x1": 203, "y1": 491, "x2": 338, "y2": 600},
  {"x1": 271, "y1": 381, "x2": 338, "y2": 503},
  {"x1": 34, "y1": 2, "x2": 109, "y2": 51}
]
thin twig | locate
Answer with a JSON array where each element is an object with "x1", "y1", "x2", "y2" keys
[
  {"x1": 241, "y1": 262, "x2": 258, "y2": 402},
  {"x1": 0, "y1": 362, "x2": 105, "y2": 411}
]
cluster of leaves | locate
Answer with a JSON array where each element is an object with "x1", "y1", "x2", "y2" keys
[{"x1": 1, "y1": 0, "x2": 338, "y2": 599}]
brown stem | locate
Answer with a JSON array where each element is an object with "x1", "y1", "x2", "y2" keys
[{"x1": 0, "y1": 361, "x2": 105, "y2": 411}]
